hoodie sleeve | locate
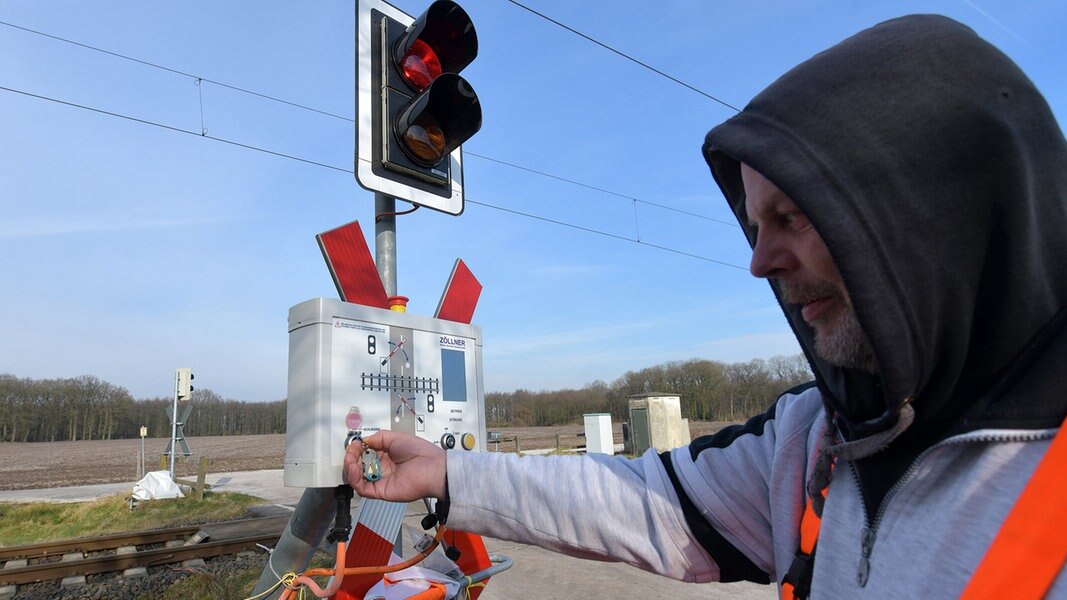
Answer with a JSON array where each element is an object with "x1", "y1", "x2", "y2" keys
[
  {"x1": 446, "y1": 386, "x2": 823, "y2": 583},
  {"x1": 446, "y1": 444, "x2": 719, "y2": 582},
  {"x1": 665, "y1": 384, "x2": 824, "y2": 581}
]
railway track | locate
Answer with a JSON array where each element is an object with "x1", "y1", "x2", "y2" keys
[{"x1": 0, "y1": 515, "x2": 289, "y2": 587}]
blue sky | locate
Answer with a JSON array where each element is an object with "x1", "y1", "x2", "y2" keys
[{"x1": 1, "y1": 1, "x2": 1064, "y2": 402}]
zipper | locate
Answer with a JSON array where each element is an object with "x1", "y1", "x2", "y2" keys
[
  {"x1": 842, "y1": 429, "x2": 1053, "y2": 588},
  {"x1": 857, "y1": 525, "x2": 874, "y2": 586}
]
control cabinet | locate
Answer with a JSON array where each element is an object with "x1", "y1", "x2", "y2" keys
[{"x1": 284, "y1": 297, "x2": 485, "y2": 488}]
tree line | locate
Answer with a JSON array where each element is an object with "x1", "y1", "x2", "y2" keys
[
  {"x1": 486, "y1": 355, "x2": 811, "y2": 427},
  {"x1": 1, "y1": 354, "x2": 811, "y2": 442},
  {"x1": 0, "y1": 374, "x2": 285, "y2": 443}
]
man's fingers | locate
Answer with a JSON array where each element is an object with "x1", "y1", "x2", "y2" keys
[{"x1": 359, "y1": 431, "x2": 389, "y2": 451}]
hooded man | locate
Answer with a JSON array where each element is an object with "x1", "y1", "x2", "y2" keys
[{"x1": 347, "y1": 14, "x2": 1067, "y2": 597}]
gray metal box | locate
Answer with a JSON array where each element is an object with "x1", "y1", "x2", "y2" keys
[{"x1": 284, "y1": 298, "x2": 485, "y2": 488}]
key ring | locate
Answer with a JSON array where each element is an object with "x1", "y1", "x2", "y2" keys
[{"x1": 344, "y1": 429, "x2": 382, "y2": 482}]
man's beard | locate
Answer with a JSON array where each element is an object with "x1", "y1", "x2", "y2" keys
[{"x1": 780, "y1": 281, "x2": 879, "y2": 374}]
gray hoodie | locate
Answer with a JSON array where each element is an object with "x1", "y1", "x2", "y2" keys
[{"x1": 449, "y1": 14, "x2": 1067, "y2": 597}]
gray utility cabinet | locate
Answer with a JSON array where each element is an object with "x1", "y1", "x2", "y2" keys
[{"x1": 627, "y1": 394, "x2": 690, "y2": 456}]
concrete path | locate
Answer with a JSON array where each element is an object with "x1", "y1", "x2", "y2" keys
[
  {"x1": 0, "y1": 470, "x2": 777, "y2": 599},
  {"x1": 0, "y1": 469, "x2": 301, "y2": 505}
]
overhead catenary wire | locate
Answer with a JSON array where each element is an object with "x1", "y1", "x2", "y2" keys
[
  {"x1": 0, "y1": 17, "x2": 738, "y2": 230},
  {"x1": 502, "y1": 0, "x2": 742, "y2": 113},
  {"x1": 464, "y1": 199, "x2": 745, "y2": 270},
  {"x1": 0, "y1": 84, "x2": 353, "y2": 173},
  {"x1": 0, "y1": 14, "x2": 749, "y2": 270},
  {"x1": 0, "y1": 82, "x2": 746, "y2": 270},
  {"x1": 0, "y1": 19, "x2": 353, "y2": 123},
  {"x1": 466, "y1": 152, "x2": 738, "y2": 228}
]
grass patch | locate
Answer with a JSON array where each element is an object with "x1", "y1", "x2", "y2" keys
[
  {"x1": 143, "y1": 549, "x2": 336, "y2": 600},
  {"x1": 141, "y1": 566, "x2": 263, "y2": 600},
  {"x1": 0, "y1": 492, "x2": 262, "y2": 546}
]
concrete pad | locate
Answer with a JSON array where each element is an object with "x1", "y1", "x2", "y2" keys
[
  {"x1": 123, "y1": 566, "x2": 149, "y2": 579},
  {"x1": 116, "y1": 545, "x2": 138, "y2": 556},
  {"x1": 0, "y1": 469, "x2": 303, "y2": 505},
  {"x1": 2, "y1": 559, "x2": 27, "y2": 569},
  {"x1": 0, "y1": 585, "x2": 15, "y2": 600},
  {"x1": 245, "y1": 504, "x2": 294, "y2": 518},
  {"x1": 61, "y1": 575, "x2": 86, "y2": 587},
  {"x1": 181, "y1": 558, "x2": 206, "y2": 568},
  {"x1": 202, "y1": 470, "x2": 305, "y2": 505},
  {"x1": 474, "y1": 539, "x2": 776, "y2": 600},
  {"x1": 164, "y1": 540, "x2": 184, "y2": 548},
  {"x1": 61, "y1": 552, "x2": 83, "y2": 562},
  {"x1": 0, "y1": 482, "x2": 132, "y2": 504}
]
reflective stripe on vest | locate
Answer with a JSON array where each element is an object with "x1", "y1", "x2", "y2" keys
[
  {"x1": 961, "y1": 416, "x2": 1067, "y2": 599},
  {"x1": 783, "y1": 417, "x2": 1067, "y2": 600}
]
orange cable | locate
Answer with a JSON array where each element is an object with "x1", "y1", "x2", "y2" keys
[{"x1": 282, "y1": 525, "x2": 448, "y2": 598}]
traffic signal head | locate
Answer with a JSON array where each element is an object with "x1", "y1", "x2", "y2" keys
[
  {"x1": 355, "y1": 0, "x2": 482, "y2": 215},
  {"x1": 394, "y1": 1, "x2": 476, "y2": 87},
  {"x1": 176, "y1": 368, "x2": 195, "y2": 400}
]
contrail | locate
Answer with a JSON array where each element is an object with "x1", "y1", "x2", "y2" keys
[{"x1": 961, "y1": 0, "x2": 1036, "y2": 50}]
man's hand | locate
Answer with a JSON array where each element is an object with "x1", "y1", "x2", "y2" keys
[{"x1": 344, "y1": 430, "x2": 447, "y2": 502}]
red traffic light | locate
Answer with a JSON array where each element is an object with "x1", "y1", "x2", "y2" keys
[
  {"x1": 398, "y1": 39, "x2": 442, "y2": 91},
  {"x1": 393, "y1": 0, "x2": 477, "y2": 92}
]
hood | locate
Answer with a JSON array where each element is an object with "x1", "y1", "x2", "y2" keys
[{"x1": 702, "y1": 15, "x2": 1067, "y2": 437}]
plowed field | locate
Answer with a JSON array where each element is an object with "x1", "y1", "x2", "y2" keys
[{"x1": 0, "y1": 422, "x2": 733, "y2": 491}]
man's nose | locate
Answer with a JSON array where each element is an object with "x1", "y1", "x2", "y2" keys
[{"x1": 750, "y1": 233, "x2": 794, "y2": 279}]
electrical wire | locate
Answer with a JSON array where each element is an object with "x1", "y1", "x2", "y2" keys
[
  {"x1": 465, "y1": 152, "x2": 739, "y2": 228},
  {"x1": 502, "y1": 0, "x2": 742, "y2": 113},
  {"x1": 0, "y1": 19, "x2": 353, "y2": 123},
  {"x1": 279, "y1": 524, "x2": 450, "y2": 600},
  {"x1": 242, "y1": 572, "x2": 297, "y2": 600},
  {"x1": 0, "y1": 17, "x2": 738, "y2": 231},
  {"x1": 465, "y1": 198, "x2": 746, "y2": 270},
  {"x1": 0, "y1": 85, "x2": 352, "y2": 174},
  {"x1": 376, "y1": 205, "x2": 421, "y2": 222},
  {"x1": 2, "y1": 81, "x2": 751, "y2": 269}
]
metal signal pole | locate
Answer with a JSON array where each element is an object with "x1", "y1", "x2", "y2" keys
[
  {"x1": 169, "y1": 372, "x2": 179, "y2": 477},
  {"x1": 375, "y1": 193, "x2": 398, "y2": 296}
]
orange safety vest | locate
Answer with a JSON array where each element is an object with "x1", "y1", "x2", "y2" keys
[
  {"x1": 780, "y1": 473, "x2": 827, "y2": 600},
  {"x1": 782, "y1": 417, "x2": 1067, "y2": 599}
]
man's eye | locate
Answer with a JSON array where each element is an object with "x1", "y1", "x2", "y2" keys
[{"x1": 783, "y1": 212, "x2": 812, "y2": 231}]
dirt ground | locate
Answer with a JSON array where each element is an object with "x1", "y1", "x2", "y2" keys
[
  {"x1": 0, "y1": 422, "x2": 735, "y2": 491},
  {"x1": 0, "y1": 434, "x2": 288, "y2": 491}
]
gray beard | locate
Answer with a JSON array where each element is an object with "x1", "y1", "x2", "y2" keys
[
  {"x1": 779, "y1": 280, "x2": 880, "y2": 374},
  {"x1": 812, "y1": 304, "x2": 880, "y2": 374}
]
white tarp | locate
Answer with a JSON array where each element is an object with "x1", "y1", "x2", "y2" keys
[
  {"x1": 362, "y1": 564, "x2": 460, "y2": 600},
  {"x1": 132, "y1": 470, "x2": 185, "y2": 500},
  {"x1": 362, "y1": 544, "x2": 461, "y2": 600}
]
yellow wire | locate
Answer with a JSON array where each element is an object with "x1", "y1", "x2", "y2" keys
[
  {"x1": 454, "y1": 578, "x2": 487, "y2": 600},
  {"x1": 240, "y1": 572, "x2": 299, "y2": 600}
]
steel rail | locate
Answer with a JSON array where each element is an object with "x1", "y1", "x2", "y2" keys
[
  {"x1": 0, "y1": 525, "x2": 202, "y2": 561},
  {"x1": 0, "y1": 532, "x2": 281, "y2": 585}
]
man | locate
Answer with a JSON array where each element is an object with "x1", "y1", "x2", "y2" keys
[{"x1": 347, "y1": 15, "x2": 1067, "y2": 597}]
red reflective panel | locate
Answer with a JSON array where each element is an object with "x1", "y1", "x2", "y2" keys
[{"x1": 399, "y1": 39, "x2": 442, "y2": 91}]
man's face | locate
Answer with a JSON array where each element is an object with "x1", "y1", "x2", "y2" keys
[{"x1": 741, "y1": 164, "x2": 878, "y2": 373}]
